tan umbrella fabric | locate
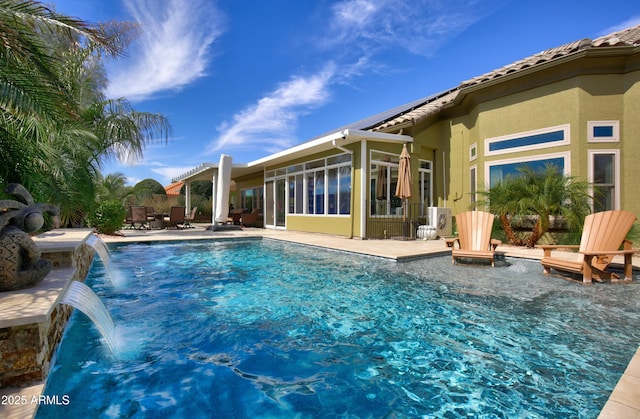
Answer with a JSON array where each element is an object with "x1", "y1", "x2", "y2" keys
[
  {"x1": 376, "y1": 164, "x2": 387, "y2": 200},
  {"x1": 395, "y1": 144, "x2": 412, "y2": 200}
]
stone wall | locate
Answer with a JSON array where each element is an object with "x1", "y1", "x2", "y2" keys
[{"x1": 0, "y1": 232, "x2": 95, "y2": 387}]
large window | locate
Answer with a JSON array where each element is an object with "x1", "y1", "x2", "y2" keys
[
  {"x1": 271, "y1": 153, "x2": 351, "y2": 217},
  {"x1": 419, "y1": 160, "x2": 432, "y2": 216},
  {"x1": 469, "y1": 165, "x2": 477, "y2": 209},
  {"x1": 240, "y1": 186, "x2": 264, "y2": 211},
  {"x1": 485, "y1": 124, "x2": 570, "y2": 156},
  {"x1": 370, "y1": 150, "x2": 431, "y2": 216},
  {"x1": 589, "y1": 150, "x2": 620, "y2": 211},
  {"x1": 370, "y1": 151, "x2": 400, "y2": 216},
  {"x1": 486, "y1": 153, "x2": 569, "y2": 187},
  {"x1": 288, "y1": 173, "x2": 303, "y2": 214}
]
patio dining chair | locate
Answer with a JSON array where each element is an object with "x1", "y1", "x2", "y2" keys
[
  {"x1": 166, "y1": 206, "x2": 187, "y2": 229},
  {"x1": 183, "y1": 207, "x2": 197, "y2": 228},
  {"x1": 241, "y1": 209, "x2": 261, "y2": 227},
  {"x1": 130, "y1": 205, "x2": 149, "y2": 230}
]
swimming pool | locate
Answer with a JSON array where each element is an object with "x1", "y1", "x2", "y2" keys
[{"x1": 37, "y1": 239, "x2": 640, "y2": 418}]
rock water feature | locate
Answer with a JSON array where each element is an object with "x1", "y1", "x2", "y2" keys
[
  {"x1": 0, "y1": 184, "x2": 119, "y2": 398},
  {"x1": 0, "y1": 184, "x2": 59, "y2": 291}
]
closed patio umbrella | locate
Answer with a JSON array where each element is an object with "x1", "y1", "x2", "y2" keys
[
  {"x1": 376, "y1": 164, "x2": 387, "y2": 200},
  {"x1": 214, "y1": 154, "x2": 232, "y2": 224},
  {"x1": 395, "y1": 144, "x2": 412, "y2": 237},
  {"x1": 395, "y1": 144, "x2": 412, "y2": 203}
]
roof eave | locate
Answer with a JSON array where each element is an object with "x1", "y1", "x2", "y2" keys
[
  {"x1": 455, "y1": 45, "x2": 638, "y2": 102},
  {"x1": 246, "y1": 129, "x2": 412, "y2": 168}
]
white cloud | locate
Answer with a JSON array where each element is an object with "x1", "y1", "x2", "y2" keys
[
  {"x1": 150, "y1": 165, "x2": 195, "y2": 183},
  {"x1": 598, "y1": 15, "x2": 640, "y2": 36},
  {"x1": 105, "y1": 0, "x2": 225, "y2": 101},
  {"x1": 326, "y1": 0, "x2": 497, "y2": 57},
  {"x1": 208, "y1": 63, "x2": 337, "y2": 154},
  {"x1": 206, "y1": 0, "x2": 499, "y2": 156}
]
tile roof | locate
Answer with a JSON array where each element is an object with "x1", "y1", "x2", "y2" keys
[
  {"x1": 164, "y1": 181, "x2": 184, "y2": 196},
  {"x1": 371, "y1": 24, "x2": 640, "y2": 132}
]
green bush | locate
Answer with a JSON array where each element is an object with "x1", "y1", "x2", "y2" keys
[{"x1": 88, "y1": 200, "x2": 127, "y2": 234}]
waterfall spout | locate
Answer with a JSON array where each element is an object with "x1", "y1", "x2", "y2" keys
[
  {"x1": 86, "y1": 235, "x2": 125, "y2": 288},
  {"x1": 59, "y1": 281, "x2": 116, "y2": 352},
  {"x1": 86, "y1": 234, "x2": 111, "y2": 271}
]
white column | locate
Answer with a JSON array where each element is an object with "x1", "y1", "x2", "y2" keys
[
  {"x1": 185, "y1": 182, "x2": 191, "y2": 216},
  {"x1": 211, "y1": 170, "x2": 218, "y2": 225},
  {"x1": 360, "y1": 140, "x2": 367, "y2": 239}
]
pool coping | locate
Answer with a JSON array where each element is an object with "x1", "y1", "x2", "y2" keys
[{"x1": 1, "y1": 226, "x2": 639, "y2": 418}]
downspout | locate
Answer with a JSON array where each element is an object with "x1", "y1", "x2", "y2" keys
[
  {"x1": 333, "y1": 133, "x2": 355, "y2": 239},
  {"x1": 442, "y1": 151, "x2": 447, "y2": 207}
]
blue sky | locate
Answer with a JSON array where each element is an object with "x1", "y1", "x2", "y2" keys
[{"x1": 53, "y1": 0, "x2": 640, "y2": 186}]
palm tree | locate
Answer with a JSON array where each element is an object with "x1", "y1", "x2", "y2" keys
[
  {"x1": 0, "y1": 1, "x2": 118, "y2": 197},
  {"x1": 477, "y1": 164, "x2": 594, "y2": 247},
  {"x1": 83, "y1": 98, "x2": 172, "y2": 167},
  {"x1": 1, "y1": 1, "x2": 171, "y2": 225},
  {"x1": 96, "y1": 172, "x2": 131, "y2": 202}
]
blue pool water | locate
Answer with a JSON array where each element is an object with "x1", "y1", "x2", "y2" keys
[{"x1": 37, "y1": 239, "x2": 640, "y2": 418}]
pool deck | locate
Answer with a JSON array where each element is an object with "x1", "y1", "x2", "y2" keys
[{"x1": 1, "y1": 225, "x2": 639, "y2": 418}]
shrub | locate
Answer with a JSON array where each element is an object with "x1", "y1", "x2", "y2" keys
[
  {"x1": 88, "y1": 200, "x2": 127, "y2": 234},
  {"x1": 133, "y1": 178, "x2": 166, "y2": 199}
]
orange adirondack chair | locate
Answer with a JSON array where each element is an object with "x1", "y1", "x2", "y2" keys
[
  {"x1": 539, "y1": 210, "x2": 637, "y2": 283},
  {"x1": 447, "y1": 211, "x2": 501, "y2": 266}
]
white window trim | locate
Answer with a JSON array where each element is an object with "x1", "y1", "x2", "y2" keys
[
  {"x1": 484, "y1": 124, "x2": 570, "y2": 157},
  {"x1": 587, "y1": 120, "x2": 619, "y2": 143},
  {"x1": 587, "y1": 149, "x2": 620, "y2": 210},
  {"x1": 268, "y1": 152, "x2": 352, "y2": 218},
  {"x1": 469, "y1": 164, "x2": 477, "y2": 209},
  {"x1": 370, "y1": 149, "x2": 401, "y2": 218},
  {"x1": 483, "y1": 151, "x2": 571, "y2": 190},
  {"x1": 419, "y1": 159, "x2": 433, "y2": 214},
  {"x1": 469, "y1": 143, "x2": 477, "y2": 161}
]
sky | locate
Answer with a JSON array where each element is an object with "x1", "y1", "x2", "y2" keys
[{"x1": 52, "y1": 0, "x2": 640, "y2": 187}]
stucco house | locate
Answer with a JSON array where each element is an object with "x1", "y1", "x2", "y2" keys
[{"x1": 174, "y1": 24, "x2": 640, "y2": 239}]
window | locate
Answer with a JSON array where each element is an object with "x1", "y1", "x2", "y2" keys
[
  {"x1": 485, "y1": 124, "x2": 570, "y2": 156},
  {"x1": 288, "y1": 174, "x2": 303, "y2": 214},
  {"x1": 338, "y1": 165, "x2": 351, "y2": 214},
  {"x1": 485, "y1": 152, "x2": 570, "y2": 187},
  {"x1": 588, "y1": 150, "x2": 620, "y2": 211},
  {"x1": 588, "y1": 120, "x2": 619, "y2": 143},
  {"x1": 419, "y1": 160, "x2": 432, "y2": 216},
  {"x1": 240, "y1": 187, "x2": 264, "y2": 212},
  {"x1": 370, "y1": 150, "x2": 431, "y2": 217},
  {"x1": 469, "y1": 143, "x2": 477, "y2": 161},
  {"x1": 469, "y1": 165, "x2": 477, "y2": 209},
  {"x1": 278, "y1": 153, "x2": 351, "y2": 216},
  {"x1": 370, "y1": 151, "x2": 400, "y2": 216},
  {"x1": 314, "y1": 170, "x2": 325, "y2": 214}
]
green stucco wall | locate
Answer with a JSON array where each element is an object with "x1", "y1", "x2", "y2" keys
[{"x1": 418, "y1": 57, "x2": 640, "y2": 219}]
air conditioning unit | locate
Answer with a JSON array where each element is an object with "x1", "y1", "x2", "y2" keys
[{"x1": 428, "y1": 207, "x2": 452, "y2": 238}]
